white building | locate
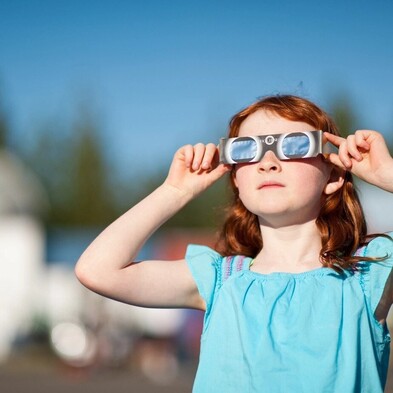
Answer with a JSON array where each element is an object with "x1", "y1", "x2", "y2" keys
[{"x1": 0, "y1": 148, "x2": 48, "y2": 362}]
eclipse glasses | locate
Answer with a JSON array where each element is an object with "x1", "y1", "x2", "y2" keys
[{"x1": 219, "y1": 130, "x2": 336, "y2": 164}]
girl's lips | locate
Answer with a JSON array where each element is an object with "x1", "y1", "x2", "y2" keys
[{"x1": 258, "y1": 181, "x2": 285, "y2": 189}]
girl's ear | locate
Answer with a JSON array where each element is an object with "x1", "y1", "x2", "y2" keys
[{"x1": 324, "y1": 166, "x2": 345, "y2": 195}]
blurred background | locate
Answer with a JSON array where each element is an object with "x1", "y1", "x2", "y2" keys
[{"x1": 1, "y1": 1, "x2": 393, "y2": 392}]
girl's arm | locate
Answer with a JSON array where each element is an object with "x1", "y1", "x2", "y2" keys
[
  {"x1": 75, "y1": 143, "x2": 230, "y2": 310},
  {"x1": 326, "y1": 130, "x2": 393, "y2": 322},
  {"x1": 324, "y1": 130, "x2": 393, "y2": 192}
]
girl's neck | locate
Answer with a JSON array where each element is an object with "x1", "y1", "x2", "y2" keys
[{"x1": 252, "y1": 220, "x2": 323, "y2": 274}]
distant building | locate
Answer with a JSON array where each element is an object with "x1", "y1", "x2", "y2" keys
[{"x1": 0, "y1": 149, "x2": 48, "y2": 361}]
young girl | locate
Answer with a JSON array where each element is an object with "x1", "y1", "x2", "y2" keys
[{"x1": 75, "y1": 95, "x2": 393, "y2": 392}]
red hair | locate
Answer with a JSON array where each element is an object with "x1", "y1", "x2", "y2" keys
[{"x1": 215, "y1": 95, "x2": 380, "y2": 271}]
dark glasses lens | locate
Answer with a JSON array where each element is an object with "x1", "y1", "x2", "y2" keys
[
  {"x1": 230, "y1": 137, "x2": 258, "y2": 161},
  {"x1": 281, "y1": 133, "x2": 310, "y2": 158}
]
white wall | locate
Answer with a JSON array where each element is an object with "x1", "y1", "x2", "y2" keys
[{"x1": 0, "y1": 215, "x2": 45, "y2": 361}]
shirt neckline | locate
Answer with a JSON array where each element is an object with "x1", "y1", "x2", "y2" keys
[{"x1": 246, "y1": 260, "x2": 337, "y2": 278}]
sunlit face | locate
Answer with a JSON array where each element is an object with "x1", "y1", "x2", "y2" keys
[{"x1": 233, "y1": 110, "x2": 332, "y2": 226}]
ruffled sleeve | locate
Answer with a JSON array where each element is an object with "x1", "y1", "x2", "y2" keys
[
  {"x1": 358, "y1": 232, "x2": 393, "y2": 315},
  {"x1": 185, "y1": 244, "x2": 223, "y2": 313}
]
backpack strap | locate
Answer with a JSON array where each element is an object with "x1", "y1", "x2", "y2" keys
[{"x1": 222, "y1": 255, "x2": 250, "y2": 283}]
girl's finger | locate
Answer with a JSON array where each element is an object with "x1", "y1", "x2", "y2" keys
[
  {"x1": 182, "y1": 144, "x2": 195, "y2": 168},
  {"x1": 175, "y1": 145, "x2": 194, "y2": 168},
  {"x1": 325, "y1": 153, "x2": 347, "y2": 170},
  {"x1": 354, "y1": 130, "x2": 371, "y2": 151},
  {"x1": 345, "y1": 135, "x2": 363, "y2": 161},
  {"x1": 192, "y1": 143, "x2": 207, "y2": 170},
  {"x1": 324, "y1": 132, "x2": 345, "y2": 147},
  {"x1": 201, "y1": 143, "x2": 218, "y2": 169},
  {"x1": 337, "y1": 141, "x2": 353, "y2": 169}
]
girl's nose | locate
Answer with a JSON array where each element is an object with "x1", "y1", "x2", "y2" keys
[{"x1": 257, "y1": 151, "x2": 282, "y2": 172}]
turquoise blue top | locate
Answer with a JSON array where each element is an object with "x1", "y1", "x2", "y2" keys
[{"x1": 185, "y1": 234, "x2": 393, "y2": 393}]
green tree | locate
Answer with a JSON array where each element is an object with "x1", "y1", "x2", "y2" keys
[
  {"x1": 25, "y1": 120, "x2": 68, "y2": 222},
  {"x1": 65, "y1": 109, "x2": 116, "y2": 226},
  {"x1": 163, "y1": 175, "x2": 230, "y2": 230},
  {"x1": 327, "y1": 92, "x2": 392, "y2": 153},
  {"x1": 0, "y1": 90, "x2": 8, "y2": 148},
  {"x1": 327, "y1": 94, "x2": 358, "y2": 137},
  {"x1": 27, "y1": 104, "x2": 117, "y2": 227}
]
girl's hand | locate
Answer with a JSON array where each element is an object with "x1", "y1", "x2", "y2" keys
[
  {"x1": 164, "y1": 143, "x2": 231, "y2": 199},
  {"x1": 325, "y1": 130, "x2": 393, "y2": 192}
]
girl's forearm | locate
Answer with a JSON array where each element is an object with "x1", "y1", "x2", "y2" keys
[
  {"x1": 77, "y1": 183, "x2": 192, "y2": 271},
  {"x1": 75, "y1": 143, "x2": 228, "y2": 296},
  {"x1": 377, "y1": 159, "x2": 393, "y2": 193}
]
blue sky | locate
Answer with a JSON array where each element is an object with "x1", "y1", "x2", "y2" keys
[{"x1": 1, "y1": 0, "x2": 393, "y2": 178}]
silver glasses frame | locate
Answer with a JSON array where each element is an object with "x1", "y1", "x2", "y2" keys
[{"x1": 219, "y1": 130, "x2": 336, "y2": 164}]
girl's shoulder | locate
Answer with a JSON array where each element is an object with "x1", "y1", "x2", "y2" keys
[
  {"x1": 185, "y1": 244, "x2": 252, "y2": 288},
  {"x1": 185, "y1": 244, "x2": 252, "y2": 312},
  {"x1": 358, "y1": 231, "x2": 393, "y2": 257},
  {"x1": 219, "y1": 254, "x2": 253, "y2": 283},
  {"x1": 186, "y1": 244, "x2": 252, "y2": 274},
  {"x1": 354, "y1": 232, "x2": 393, "y2": 315}
]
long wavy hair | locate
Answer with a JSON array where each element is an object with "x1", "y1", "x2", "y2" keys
[{"x1": 215, "y1": 94, "x2": 380, "y2": 271}]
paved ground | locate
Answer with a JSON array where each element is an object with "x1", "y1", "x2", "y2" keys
[
  {"x1": 0, "y1": 343, "x2": 196, "y2": 393},
  {"x1": 0, "y1": 356, "x2": 196, "y2": 393},
  {"x1": 1, "y1": 345, "x2": 392, "y2": 393},
  {"x1": 0, "y1": 369, "x2": 194, "y2": 393},
  {"x1": 2, "y1": 363, "x2": 393, "y2": 393}
]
